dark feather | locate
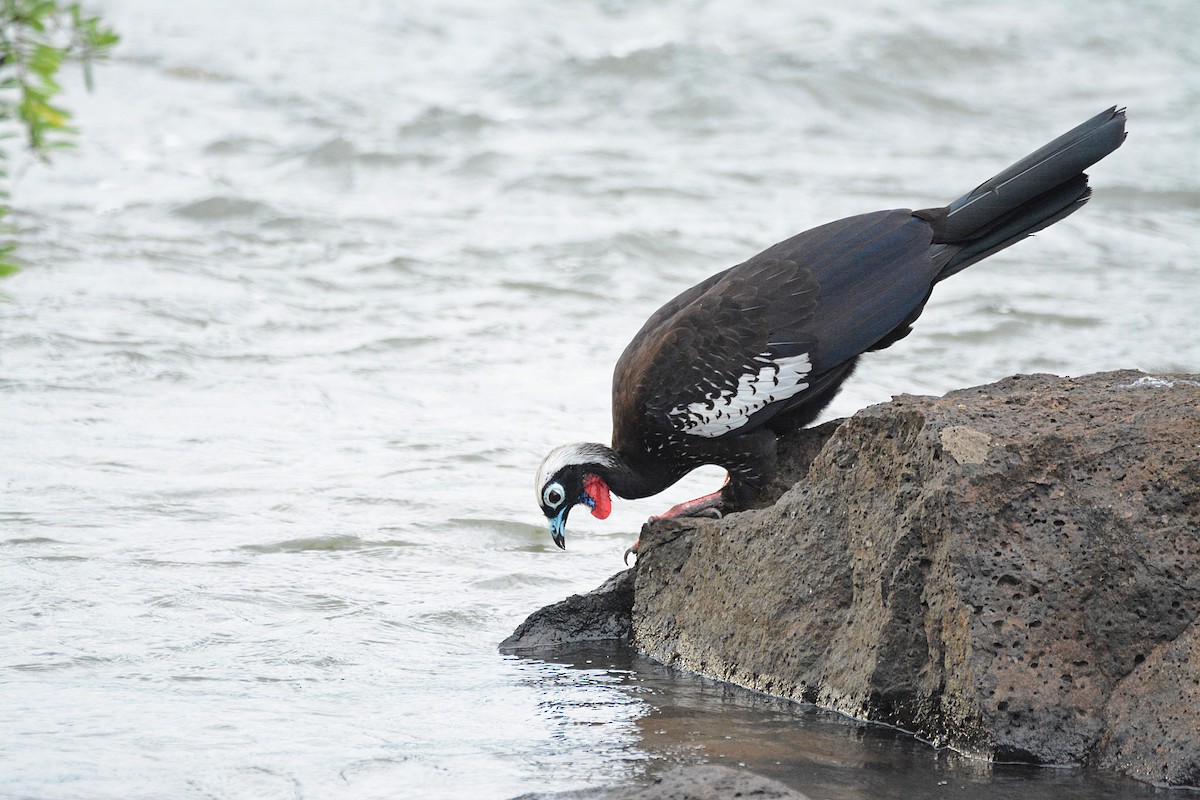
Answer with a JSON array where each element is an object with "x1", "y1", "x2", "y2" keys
[{"x1": 595, "y1": 108, "x2": 1127, "y2": 506}]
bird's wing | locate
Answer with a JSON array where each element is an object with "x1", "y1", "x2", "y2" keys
[
  {"x1": 613, "y1": 257, "x2": 821, "y2": 445},
  {"x1": 749, "y1": 209, "x2": 942, "y2": 369},
  {"x1": 612, "y1": 210, "x2": 941, "y2": 450}
]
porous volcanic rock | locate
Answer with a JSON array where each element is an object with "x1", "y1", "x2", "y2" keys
[
  {"x1": 501, "y1": 569, "x2": 633, "y2": 651},
  {"x1": 506, "y1": 371, "x2": 1200, "y2": 787},
  {"x1": 1092, "y1": 615, "x2": 1200, "y2": 786},
  {"x1": 632, "y1": 370, "x2": 1200, "y2": 787}
]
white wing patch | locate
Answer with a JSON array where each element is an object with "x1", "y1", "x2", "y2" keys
[{"x1": 670, "y1": 352, "x2": 812, "y2": 438}]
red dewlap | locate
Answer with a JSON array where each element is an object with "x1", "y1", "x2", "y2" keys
[{"x1": 584, "y1": 474, "x2": 611, "y2": 519}]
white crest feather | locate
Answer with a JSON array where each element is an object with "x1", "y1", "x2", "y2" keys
[
  {"x1": 535, "y1": 442, "x2": 616, "y2": 495},
  {"x1": 670, "y1": 352, "x2": 812, "y2": 438}
]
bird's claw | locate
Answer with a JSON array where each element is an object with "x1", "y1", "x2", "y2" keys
[{"x1": 623, "y1": 541, "x2": 639, "y2": 565}]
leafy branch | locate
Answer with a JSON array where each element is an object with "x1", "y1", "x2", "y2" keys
[{"x1": 1, "y1": 0, "x2": 118, "y2": 276}]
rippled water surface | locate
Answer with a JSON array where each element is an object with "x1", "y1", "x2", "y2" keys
[{"x1": 2, "y1": 1, "x2": 1197, "y2": 798}]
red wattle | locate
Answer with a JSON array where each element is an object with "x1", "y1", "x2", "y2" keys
[{"x1": 584, "y1": 474, "x2": 611, "y2": 519}]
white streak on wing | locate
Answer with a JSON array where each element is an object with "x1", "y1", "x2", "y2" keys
[{"x1": 670, "y1": 352, "x2": 812, "y2": 438}]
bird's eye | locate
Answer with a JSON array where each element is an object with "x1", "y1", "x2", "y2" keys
[{"x1": 542, "y1": 481, "x2": 565, "y2": 509}]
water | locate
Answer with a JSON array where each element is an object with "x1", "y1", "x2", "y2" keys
[{"x1": 1, "y1": 1, "x2": 1196, "y2": 798}]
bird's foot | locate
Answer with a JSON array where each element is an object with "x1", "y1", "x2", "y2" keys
[
  {"x1": 626, "y1": 480, "x2": 731, "y2": 564},
  {"x1": 649, "y1": 486, "x2": 726, "y2": 522},
  {"x1": 625, "y1": 487, "x2": 725, "y2": 563}
]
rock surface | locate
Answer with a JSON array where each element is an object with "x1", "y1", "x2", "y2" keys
[
  {"x1": 500, "y1": 569, "x2": 633, "y2": 651},
  {"x1": 510, "y1": 764, "x2": 811, "y2": 800},
  {"x1": 508, "y1": 371, "x2": 1200, "y2": 787}
]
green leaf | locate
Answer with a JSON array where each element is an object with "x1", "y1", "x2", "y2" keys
[{"x1": 0, "y1": 0, "x2": 118, "y2": 275}]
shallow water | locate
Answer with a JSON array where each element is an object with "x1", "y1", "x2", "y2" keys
[{"x1": 1, "y1": 1, "x2": 1197, "y2": 798}]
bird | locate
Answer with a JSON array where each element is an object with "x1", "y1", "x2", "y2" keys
[{"x1": 535, "y1": 106, "x2": 1127, "y2": 555}]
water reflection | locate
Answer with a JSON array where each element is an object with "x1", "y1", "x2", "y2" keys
[{"x1": 506, "y1": 643, "x2": 1159, "y2": 800}]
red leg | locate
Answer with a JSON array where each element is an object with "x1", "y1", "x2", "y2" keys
[
  {"x1": 626, "y1": 476, "x2": 729, "y2": 564},
  {"x1": 651, "y1": 475, "x2": 730, "y2": 521},
  {"x1": 650, "y1": 488, "x2": 725, "y2": 521}
]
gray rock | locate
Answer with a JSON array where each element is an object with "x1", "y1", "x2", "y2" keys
[
  {"x1": 506, "y1": 371, "x2": 1200, "y2": 788},
  {"x1": 632, "y1": 371, "x2": 1200, "y2": 787},
  {"x1": 510, "y1": 764, "x2": 811, "y2": 800},
  {"x1": 500, "y1": 569, "x2": 634, "y2": 651},
  {"x1": 1093, "y1": 616, "x2": 1200, "y2": 786}
]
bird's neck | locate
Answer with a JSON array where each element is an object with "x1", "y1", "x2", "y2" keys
[{"x1": 585, "y1": 444, "x2": 679, "y2": 500}]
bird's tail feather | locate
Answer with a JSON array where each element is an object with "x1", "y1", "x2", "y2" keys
[{"x1": 919, "y1": 106, "x2": 1127, "y2": 279}]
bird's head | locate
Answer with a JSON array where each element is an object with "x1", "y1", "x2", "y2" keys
[{"x1": 535, "y1": 443, "x2": 614, "y2": 549}]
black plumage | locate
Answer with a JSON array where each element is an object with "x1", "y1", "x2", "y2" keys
[{"x1": 536, "y1": 107, "x2": 1127, "y2": 550}]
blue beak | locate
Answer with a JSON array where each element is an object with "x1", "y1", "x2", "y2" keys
[{"x1": 549, "y1": 507, "x2": 569, "y2": 550}]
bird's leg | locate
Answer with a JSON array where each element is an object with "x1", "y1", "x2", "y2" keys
[
  {"x1": 624, "y1": 476, "x2": 730, "y2": 564},
  {"x1": 650, "y1": 480, "x2": 729, "y2": 522},
  {"x1": 625, "y1": 432, "x2": 775, "y2": 563}
]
